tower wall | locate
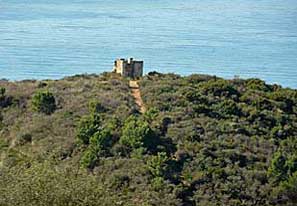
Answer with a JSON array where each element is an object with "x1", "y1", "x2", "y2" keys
[
  {"x1": 113, "y1": 58, "x2": 143, "y2": 78},
  {"x1": 132, "y1": 61, "x2": 143, "y2": 78}
]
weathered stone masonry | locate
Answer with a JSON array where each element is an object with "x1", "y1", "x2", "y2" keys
[{"x1": 113, "y1": 58, "x2": 143, "y2": 78}]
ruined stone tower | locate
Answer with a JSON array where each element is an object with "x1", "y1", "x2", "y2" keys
[{"x1": 113, "y1": 58, "x2": 143, "y2": 78}]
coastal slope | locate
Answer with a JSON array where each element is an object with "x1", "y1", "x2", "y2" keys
[{"x1": 0, "y1": 72, "x2": 296, "y2": 206}]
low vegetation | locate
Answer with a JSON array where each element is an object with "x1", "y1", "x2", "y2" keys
[{"x1": 0, "y1": 72, "x2": 296, "y2": 205}]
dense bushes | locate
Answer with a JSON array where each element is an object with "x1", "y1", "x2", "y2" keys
[
  {"x1": 77, "y1": 112, "x2": 102, "y2": 145},
  {"x1": 0, "y1": 86, "x2": 13, "y2": 108},
  {"x1": 120, "y1": 115, "x2": 156, "y2": 152},
  {"x1": 1, "y1": 73, "x2": 297, "y2": 205},
  {"x1": 2, "y1": 73, "x2": 174, "y2": 205},
  {"x1": 278, "y1": 171, "x2": 297, "y2": 203},
  {"x1": 76, "y1": 101, "x2": 113, "y2": 168},
  {"x1": 140, "y1": 73, "x2": 297, "y2": 205},
  {"x1": 0, "y1": 87, "x2": 5, "y2": 96},
  {"x1": 15, "y1": 133, "x2": 32, "y2": 146},
  {"x1": 147, "y1": 152, "x2": 168, "y2": 176},
  {"x1": 77, "y1": 106, "x2": 159, "y2": 168},
  {"x1": 268, "y1": 137, "x2": 297, "y2": 204},
  {"x1": 0, "y1": 112, "x2": 3, "y2": 130},
  {"x1": 0, "y1": 162, "x2": 110, "y2": 206},
  {"x1": 32, "y1": 90, "x2": 56, "y2": 114}
]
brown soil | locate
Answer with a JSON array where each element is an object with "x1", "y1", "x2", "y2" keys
[{"x1": 129, "y1": 80, "x2": 146, "y2": 113}]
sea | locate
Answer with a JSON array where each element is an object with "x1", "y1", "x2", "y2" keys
[{"x1": 0, "y1": 0, "x2": 296, "y2": 88}]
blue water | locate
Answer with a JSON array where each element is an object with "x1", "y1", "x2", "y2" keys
[{"x1": 0, "y1": 0, "x2": 297, "y2": 88}]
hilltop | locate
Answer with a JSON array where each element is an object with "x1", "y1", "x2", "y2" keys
[{"x1": 0, "y1": 72, "x2": 296, "y2": 206}]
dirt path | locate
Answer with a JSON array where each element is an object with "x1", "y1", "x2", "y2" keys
[{"x1": 129, "y1": 80, "x2": 146, "y2": 114}]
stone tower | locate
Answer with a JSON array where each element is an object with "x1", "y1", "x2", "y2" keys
[{"x1": 113, "y1": 58, "x2": 143, "y2": 78}]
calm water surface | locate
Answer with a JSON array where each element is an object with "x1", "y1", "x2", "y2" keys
[{"x1": 0, "y1": 0, "x2": 297, "y2": 87}]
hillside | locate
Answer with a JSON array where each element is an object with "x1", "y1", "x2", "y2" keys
[{"x1": 0, "y1": 72, "x2": 296, "y2": 206}]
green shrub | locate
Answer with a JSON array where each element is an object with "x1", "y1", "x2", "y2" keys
[
  {"x1": 130, "y1": 147, "x2": 146, "y2": 159},
  {"x1": 278, "y1": 171, "x2": 297, "y2": 203},
  {"x1": 143, "y1": 107, "x2": 159, "y2": 123},
  {"x1": 0, "y1": 138, "x2": 8, "y2": 150},
  {"x1": 79, "y1": 118, "x2": 115, "y2": 168},
  {"x1": 268, "y1": 139, "x2": 297, "y2": 184},
  {"x1": 0, "y1": 112, "x2": 3, "y2": 129},
  {"x1": 80, "y1": 146, "x2": 98, "y2": 169},
  {"x1": 32, "y1": 90, "x2": 56, "y2": 115},
  {"x1": 151, "y1": 177, "x2": 166, "y2": 191},
  {"x1": 120, "y1": 115, "x2": 155, "y2": 150},
  {"x1": 109, "y1": 174, "x2": 130, "y2": 191},
  {"x1": 77, "y1": 113, "x2": 101, "y2": 145},
  {"x1": 212, "y1": 100, "x2": 241, "y2": 117},
  {"x1": 89, "y1": 128, "x2": 113, "y2": 152},
  {"x1": 185, "y1": 89, "x2": 207, "y2": 104},
  {"x1": 77, "y1": 100, "x2": 115, "y2": 145},
  {"x1": 147, "y1": 152, "x2": 169, "y2": 177},
  {"x1": 0, "y1": 87, "x2": 13, "y2": 108},
  {"x1": 16, "y1": 133, "x2": 32, "y2": 146},
  {"x1": 88, "y1": 100, "x2": 106, "y2": 114},
  {"x1": 1, "y1": 73, "x2": 297, "y2": 205},
  {"x1": 246, "y1": 78, "x2": 271, "y2": 91},
  {"x1": 268, "y1": 152, "x2": 289, "y2": 182},
  {"x1": 200, "y1": 79, "x2": 239, "y2": 97},
  {"x1": 0, "y1": 87, "x2": 5, "y2": 96}
]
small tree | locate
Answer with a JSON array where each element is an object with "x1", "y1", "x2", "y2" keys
[
  {"x1": 77, "y1": 114, "x2": 101, "y2": 145},
  {"x1": 88, "y1": 100, "x2": 106, "y2": 114},
  {"x1": 120, "y1": 115, "x2": 155, "y2": 150},
  {"x1": 80, "y1": 146, "x2": 98, "y2": 169},
  {"x1": 0, "y1": 87, "x2": 5, "y2": 97},
  {"x1": 0, "y1": 112, "x2": 4, "y2": 130},
  {"x1": 147, "y1": 152, "x2": 168, "y2": 177},
  {"x1": 89, "y1": 128, "x2": 113, "y2": 152},
  {"x1": 32, "y1": 90, "x2": 56, "y2": 115},
  {"x1": 268, "y1": 152, "x2": 288, "y2": 183},
  {"x1": 213, "y1": 99, "x2": 241, "y2": 116},
  {"x1": 279, "y1": 171, "x2": 297, "y2": 203}
]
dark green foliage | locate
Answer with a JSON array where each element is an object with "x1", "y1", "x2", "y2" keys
[
  {"x1": 88, "y1": 99, "x2": 106, "y2": 114},
  {"x1": 185, "y1": 89, "x2": 207, "y2": 104},
  {"x1": 212, "y1": 99, "x2": 241, "y2": 117},
  {"x1": 0, "y1": 87, "x2": 5, "y2": 96},
  {"x1": 80, "y1": 128, "x2": 114, "y2": 169},
  {"x1": 139, "y1": 73, "x2": 297, "y2": 205},
  {"x1": 143, "y1": 107, "x2": 159, "y2": 123},
  {"x1": 268, "y1": 137, "x2": 297, "y2": 204},
  {"x1": 0, "y1": 86, "x2": 13, "y2": 108},
  {"x1": 77, "y1": 113, "x2": 101, "y2": 145},
  {"x1": 200, "y1": 79, "x2": 239, "y2": 97},
  {"x1": 90, "y1": 129, "x2": 113, "y2": 151},
  {"x1": 76, "y1": 100, "x2": 113, "y2": 146},
  {"x1": 77, "y1": 101, "x2": 116, "y2": 168},
  {"x1": 15, "y1": 133, "x2": 32, "y2": 146},
  {"x1": 0, "y1": 112, "x2": 3, "y2": 130},
  {"x1": 268, "y1": 152, "x2": 289, "y2": 182},
  {"x1": 120, "y1": 115, "x2": 156, "y2": 151},
  {"x1": 80, "y1": 146, "x2": 98, "y2": 169},
  {"x1": 246, "y1": 78, "x2": 271, "y2": 91},
  {"x1": 278, "y1": 171, "x2": 297, "y2": 204},
  {"x1": 147, "y1": 152, "x2": 169, "y2": 177},
  {"x1": 32, "y1": 90, "x2": 56, "y2": 114},
  {"x1": 1, "y1": 73, "x2": 297, "y2": 205}
]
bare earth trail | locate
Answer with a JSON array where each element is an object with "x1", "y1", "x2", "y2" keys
[{"x1": 129, "y1": 80, "x2": 146, "y2": 114}]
